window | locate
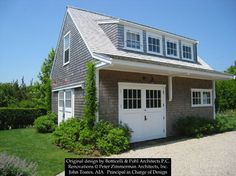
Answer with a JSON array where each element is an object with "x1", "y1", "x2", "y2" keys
[
  {"x1": 65, "y1": 91, "x2": 72, "y2": 108},
  {"x1": 63, "y1": 32, "x2": 70, "y2": 65},
  {"x1": 124, "y1": 27, "x2": 143, "y2": 52},
  {"x1": 59, "y1": 91, "x2": 64, "y2": 107},
  {"x1": 182, "y1": 43, "x2": 193, "y2": 60},
  {"x1": 146, "y1": 32, "x2": 162, "y2": 55},
  {"x1": 146, "y1": 90, "x2": 161, "y2": 108},
  {"x1": 165, "y1": 38, "x2": 179, "y2": 58},
  {"x1": 191, "y1": 89, "x2": 212, "y2": 107},
  {"x1": 123, "y1": 89, "x2": 141, "y2": 109}
]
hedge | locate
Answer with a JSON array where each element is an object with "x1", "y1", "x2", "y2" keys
[{"x1": 0, "y1": 108, "x2": 47, "y2": 130}]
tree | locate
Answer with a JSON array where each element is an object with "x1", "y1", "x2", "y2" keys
[
  {"x1": 31, "y1": 48, "x2": 55, "y2": 110},
  {"x1": 216, "y1": 60, "x2": 236, "y2": 111},
  {"x1": 84, "y1": 62, "x2": 97, "y2": 128}
]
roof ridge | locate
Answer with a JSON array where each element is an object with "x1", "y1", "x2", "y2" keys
[{"x1": 67, "y1": 6, "x2": 116, "y2": 19}]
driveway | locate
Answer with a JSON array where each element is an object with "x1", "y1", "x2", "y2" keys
[{"x1": 110, "y1": 131, "x2": 236, "y2": 176}]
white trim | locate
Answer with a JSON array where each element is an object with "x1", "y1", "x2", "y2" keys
[
  {"x1": 52, "y1": 82, "x2": 84, "y2": 92},
  {"x1": 191, "y1": 88, "x2": 213, "y2": 107},
  {"x1": 168, "y1": 76, "x2": 173, "y2": 101},
  {"x1": 63, "y1": 31, "x2": 71, "y2": 66},
  {"x1": 146, "y1": 32, "x2": 163, "y2": 56},
  {"x1": 118, "y1": 82, "x2": 166, "y2": 88},
  {"x1": 165, "y1": 37, "x2": 179, "y2": 59},
  {"x1": 111, "y1": 59, "x2": 233, "y2": 80},
  {"x1": 213, "y1": 80, "x2": 216, "y2": 119},
  {"x1": 124, "y1": 26, "x2": 143, "y2": 52},
  {"x1": 181, "y1": 42, "x2": 194, "y2": 61}
]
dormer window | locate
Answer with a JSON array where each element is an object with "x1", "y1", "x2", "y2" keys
[
  {"x1": 165, "y1": 38, "x2": 179, "y2": 58},
  {"x1": 63, "y1": 31, "x2": 70, "y2": 65},
  {"x1": 124, "y1": 27, "x2": 143, "y2": 52},
  {"x1": 182, "y1": 43, "x2": 193, "y2": 61},
  {"x1": 146, "y1": 32, "x2": 162, "y2": 55}
]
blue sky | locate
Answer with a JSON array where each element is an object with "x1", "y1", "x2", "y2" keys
[{"x1": 0, "y1": 0, "x2": 235, "y2": 84}]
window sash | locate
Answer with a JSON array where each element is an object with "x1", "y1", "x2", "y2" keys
[
  {"x1": 167, "y1": 41, "x2": 177, "y2": 56},
  {"x1": 64, "y1": 32, "x2": 70, "y2": 64},
  {"x1": 192, "y1": 89, "x2": 212, "y2": 107},
  {"x1": 182, "y1": 45, "x2": 192, "y2": 59},
  {"x1": 126, "y1": 31, "x2": 141, "y2": 49}
]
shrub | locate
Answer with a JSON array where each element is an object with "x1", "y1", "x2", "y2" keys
[
  {"x1": 0, "y1": 153, "x2": 37, "y2": 176},
  {"x1": 0, "y1": 108, "x2": 47, "y2": 130},
  {"x1": 175, "y1": 116, "x2": 215, "y2": 138},
  {"x1": 52, "y1": 118, "x2": 84, "y2": 151},
  {"x1": 96, "y1": 127, "x2": 130, "y2": 155},
  {"x1": 53, "y1": 118, "x2": 130, "y2": 155},
  {"x1": 34, "y1": 112, "x2": 57, "y2": 133}
]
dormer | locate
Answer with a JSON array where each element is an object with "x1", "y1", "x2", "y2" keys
[{"x1": 98, "y1": 19, "x2": 198, "y2": 63}]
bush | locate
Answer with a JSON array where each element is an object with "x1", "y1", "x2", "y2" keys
[
  {"x1": 34, "y1": 112, "x2": 57, "y2": 133},
  {"x1": 0, "y1": 153, "x2": 37, "y2": 176},
  {"x1": 0, "y1": 108, "x2": 47, "y2": 130},
  {"x1": 53, "y1": 118, "x2": 130, "y2": 155},
  {"x1": 96, "y1": 127, "x2": 130, "y2": 155},
  {"x1": 175, "y1": 116, "x2": 215, "y2": 138},
  {"x1": 53, "y1": 118, "x2": 84, "y2": 151}
]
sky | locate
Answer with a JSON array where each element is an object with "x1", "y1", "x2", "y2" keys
[{"x1": 0, "y1": 0, "x2": 235, "y2": 84}]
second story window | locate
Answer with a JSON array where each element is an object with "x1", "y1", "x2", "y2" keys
[
  {"x1": 146, "y1": 32, "x2": 162, "y2": 55},
  {"x1": 182, "y1": 43, "x2": 193, "y2": 61},
  {"x1": 63, "y1": 32, "x2": 70, "y2": 65},
  {"x1": 124, "y1": 27, "x2": 143, "y2": 52},
  {"x1": 165, "y1": 38, "x2": 179, "y2": 58}
]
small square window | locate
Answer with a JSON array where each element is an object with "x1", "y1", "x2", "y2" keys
[{"x1": 191, "y1": 89, "x2": 212, "y2": 107}]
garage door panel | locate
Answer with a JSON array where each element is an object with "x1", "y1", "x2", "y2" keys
[{"x1": 119, "y1": 83, "x2": 166, "y2": 143}]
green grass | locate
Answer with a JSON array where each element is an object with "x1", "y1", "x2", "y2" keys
[{"x1": 0, "y1": 128, "x2": 79, "y2": 176}]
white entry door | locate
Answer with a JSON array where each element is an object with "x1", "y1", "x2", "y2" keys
[
  {"x1": 119, "y1": 83, "x2": 166, "y2": 143},
  {"x1": 58, "y1": 89, "x2": 74, "y2": 124}
]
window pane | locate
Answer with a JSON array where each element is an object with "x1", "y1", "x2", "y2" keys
[
  {"x1": 66, "y1": 91, "x2": 71, "y2": 99},
  {"x1": 59, "y1": 100, "x2": 64, "y2": 107},
  {"x1": 123, "y1": 100, "x2": 127, "y2": 109},
  {"x1": 64, "y1": 34, "x2": 70, "y2": 49},
  {"x1": 124, "y1": 89, "x2": 127, "y2": 98},
  {"x1": 65, "y1": 100, "x2": 71, "y2": 108},
  {"x1": 126, "y1": 31, "x2": 141, "y2": 49},
  {"x1": 64, "y1": 49, "x2": 69, "y2": 63}
]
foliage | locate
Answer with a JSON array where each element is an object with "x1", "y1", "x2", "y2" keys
[
  {"x1": 96, "y1": 127, "x2": 130, "y2": 155},
  {"x1": 0, "y1": 153, "x2": 37, "y2": 176},
  {"x1": 84, "y1": 62, "x2": 97, "y2": 129},
  {"x1": 0, "y1": 128, "x2": 78, "y2": 176},
  {"x1": 53, "y1": 118, "x2": 84, "y2": 151},
  {"x1": 175, "y1": 113, "x2": 236, "y2": 138},
  {"x1": 175, "y1": 116, "x2": 215, "y2": 138},
  {"x1": 216, "y1": 61, "x2": 236, "y2": 111},
  {"x1": 31, "y1": 49, "x2": 55, "y2": 110},
  {"x1": 34, "y1": 112, "x2": 57, "y2": 133},
  {"x1": 53, "y1": 118, "x2": 130, "y2": 155},
  {"x1": 0, "y1": 108, "x2": 47, "y2": 130}
]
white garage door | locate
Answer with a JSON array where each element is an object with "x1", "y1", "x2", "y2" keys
[
  {"x1": 119, "y1": 83, "x2": 166, "y2": 143},
  {"x1": 58, "y1": 89, "x2": 74, "y2": 124}
]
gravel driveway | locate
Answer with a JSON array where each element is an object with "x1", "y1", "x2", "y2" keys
[{"x1": 110, "y1": 131, "x2": 236, "y2": 176}]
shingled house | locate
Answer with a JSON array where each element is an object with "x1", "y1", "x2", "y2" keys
[{"x1": 51, "y1": 7, "x2": 232, "y2": 142}]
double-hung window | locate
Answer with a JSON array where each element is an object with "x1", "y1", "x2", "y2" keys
[
  {"x1": 191, "y1": 89, "x2": 212, "y2": 107},
  {"x1": 146, "y1": 32, "x2": 162, "y2": 55},
  {"x1": 63, "y1": 32, "x2": 70, "y2": 65},
  {"x1": 165, "y1": 38, "x2": 179, "y2": 58},
  {"x1": 182, "y1": 43, "x2": 193, "y2": 61},
  {"x1": 124, "y1": 27, "x2": 143, "y2": 52}
]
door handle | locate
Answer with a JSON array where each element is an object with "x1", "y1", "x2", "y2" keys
[{"x1": 144, "y1": 116, "x2": 147, "y2": 121}]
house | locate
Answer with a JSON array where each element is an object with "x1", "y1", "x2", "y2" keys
[{"x1": 51, "y1": 6, "x2": 233, "y2": 143}]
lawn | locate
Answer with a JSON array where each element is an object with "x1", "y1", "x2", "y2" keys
[{"x1": 0, "y1": 128, "x2": 79, "y2": 176}]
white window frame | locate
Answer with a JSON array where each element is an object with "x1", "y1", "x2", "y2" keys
[
  {"x1": 191, "y1": 89, "x2": 212, "y2": 107},
  {"x1": 124, "y1": 26, "x2": 143, "y2": 52},
  {"x1": 63, "y1": 31, "x2": 71, "y2": 66},
  {"x1": 165, "y1": 37, "x2": 179, "y2": 59},
  {"x1": 181, "y1": 42, "x2": 194, "y2": 61},
  {"x1": 146, "y1": 32, "x2": 163, "y2": 55}
]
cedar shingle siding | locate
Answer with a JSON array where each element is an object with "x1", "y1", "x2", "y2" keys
[
  {"x1": 99, "y1": 70, "x2": 213, "y2": 136},
  {"x1": 51, "y1": 12, "x2": 92, "y2": 114},
  {"x1": 51, "y1": 13, "x2": 92, "y2": 89}
]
